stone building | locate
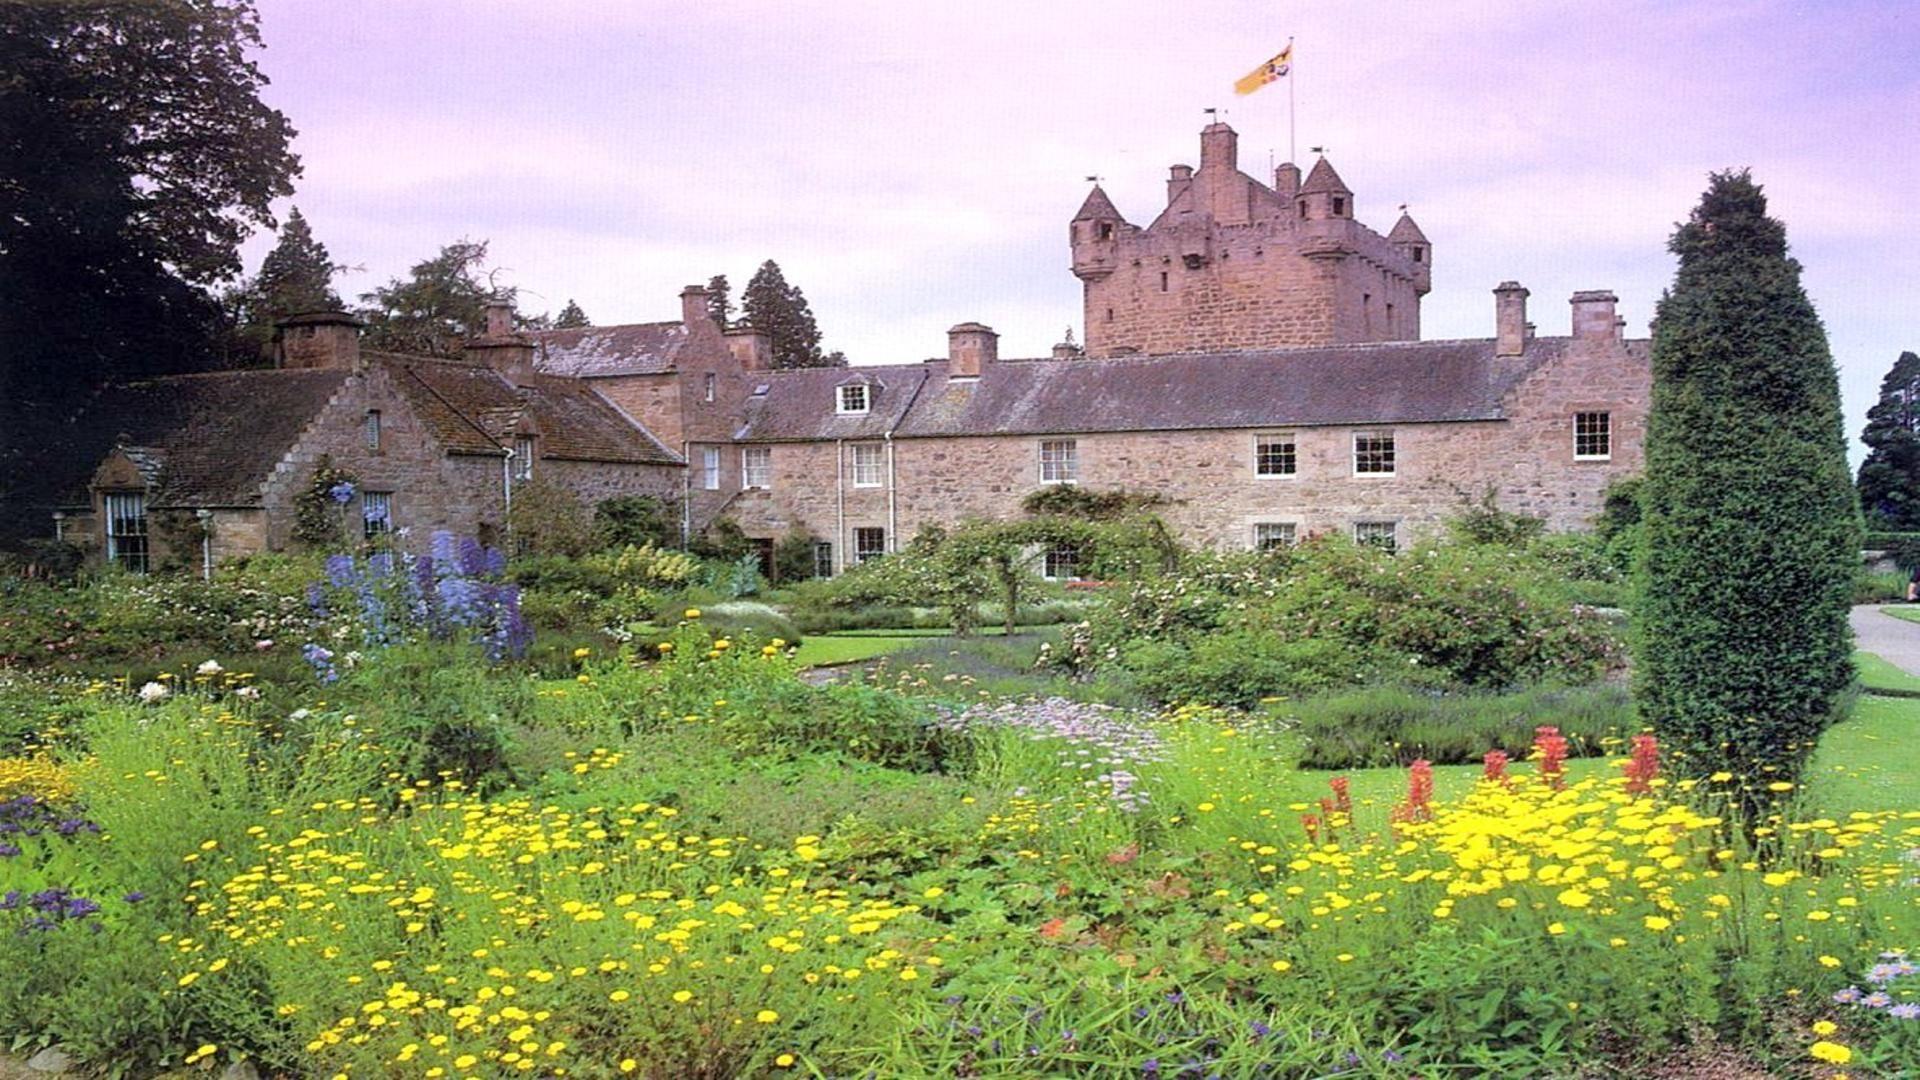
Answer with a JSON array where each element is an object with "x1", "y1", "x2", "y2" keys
[{"x1": 31, "y1": 303, "x2": 681, "y2": 571}]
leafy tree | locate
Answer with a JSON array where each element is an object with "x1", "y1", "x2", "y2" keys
[
  {"x1": 740, "y1": 260, "x2": 829, "y2": 368},
  {"x1": 552, "y1": 299, "x2": 591, "y2": 330},
  {"x1": 1856, "y1": 351, "x2": 1920, "y2": 529},
  {"x1": 705, "y1": 275, "x2": 733, "y2": 328},
  {"x1": 0, "y1": 0, "x2": 299, "y2": 405},
  {"x1": 357, "y1": 240, "x2": 508, "y2": 356},
  {"x1": 593, "y1": 495, "x2": 678, "y2": 550},
  {"x1": 1635, "y1": 170, "x2": 1859, "y2": 817},
  {"x1": 224, "y1": 207, "x2": 345, "y2": 362}
]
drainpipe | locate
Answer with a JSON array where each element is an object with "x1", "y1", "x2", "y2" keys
[
  {"x1": 834, "y1": 439, "x2": 845, "y2": 574},
  {"x1": 884, "y1": 432, "x2": 898, "y2": 554},
  {"x1": 502, "y1": 447, "x2": 515, "y2": 547},
  {"x1": 681, "y1": 440, "x2": 692, "y2": 546},
  {"x1": 196, "y1": 509, "x2": 214, "y2": 581},
  {"x1": 51, "y1": 512, "x2": 64, "y2": 542}
]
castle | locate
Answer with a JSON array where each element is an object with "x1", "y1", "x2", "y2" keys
[{"x1": 27, "y1": 121, "x2": 1648, "y2": 575}]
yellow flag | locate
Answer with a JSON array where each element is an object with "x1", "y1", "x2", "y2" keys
[{"x1": 1234, "y1": 44, "x2": 1293, "y2": 96}]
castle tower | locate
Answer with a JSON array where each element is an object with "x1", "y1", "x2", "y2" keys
[{"x1": 1072, "y1": 123, "x2": 1429, "y2": 357}]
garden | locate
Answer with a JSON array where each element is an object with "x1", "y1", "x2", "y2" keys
[{"x1": 1, "y1": 477, "x2": 1915, "y2": 1079}]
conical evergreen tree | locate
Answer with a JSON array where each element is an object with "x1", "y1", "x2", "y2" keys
[
  {"x1": 1856, "y1": 351, "x2": 1920, "y2": 530},
  {"x1": 255, "y1": 207, "x2": 342, "y2": 314},
  {"x1": 740, "y1": 260, "x2": 827, "y2": 368},
  {"x1": 552, "y1": 299, "x2": 590, "y2": 329},
  {"x1": 1636, "y1": 170, "x2": 1859, "y2": 815},
  {"x1": 705, "y1": 274, "x2": 733, "y2": 328}
]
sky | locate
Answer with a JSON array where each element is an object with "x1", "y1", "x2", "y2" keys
[{"x1": 243, "y1": 0, "x2": 1920, "y2": 456}]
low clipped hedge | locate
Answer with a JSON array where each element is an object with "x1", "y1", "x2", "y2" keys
[{"x1": 1291, "y1": 683, "x2": 1634, "y2": 770}]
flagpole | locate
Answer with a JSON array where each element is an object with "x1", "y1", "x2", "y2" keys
[{"x1": 1288, "y1": 37, "x2": 1297, "y2": 165}]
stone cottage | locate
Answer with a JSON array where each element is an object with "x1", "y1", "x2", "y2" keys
[{"x1": 33, "y1": 303, "x2": 682, "y2": 571}]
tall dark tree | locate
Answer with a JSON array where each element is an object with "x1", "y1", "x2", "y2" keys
[
  {"x1": 224, "y1": 207, "x2": 345, "y2": 362},
  {"x1": 1636, "y1": 170, "x2": 1859, "y2": 815},
  {"x1": 0, "y1": 0, "x2": 299, "y2": 404},
  {"x1": 740, "y1": 260, "x2": 829, "y2": 368},
  {"x1": 1856, "y1": 351, "x2": 1920, "y2": 530},
  {"x1": 706, "y1": 274, "x2": 733, "y2": 328},
  {"x1": 552, "y1": 299, "x2": 591, "y2": 329},
  {"x1": 357, "y1": 240, "x2": 507, "y2": 356}
]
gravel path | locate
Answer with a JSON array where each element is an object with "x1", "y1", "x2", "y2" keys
[{"x1": 1852, "y1": 603, "x2": 1920, "y2": 675}]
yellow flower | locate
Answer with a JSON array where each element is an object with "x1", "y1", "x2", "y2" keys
[
  {"x1": 1270, "y1": 960, "x2": 1292, "y2": 972},
  {"x1": 923, "y1": 886, "x2": 944, "y2": 899},
  {"x1": 756, "y1": 1009, "x2": 780, "y2": 1023},
  {"x1": 672, "y1": 990, "x2": 693, "y2": 1003},
  {"x1": 1709, "y1": 771, "x2": 1733, "y2": 782},
  {"x1": 1812, "y1": 1020, "x2": 1838, "y2": 1036},
  {"x1": 609, "y1": 990, "x2": 630, "y2": 1002},
  {"x1": 1806, "y1": 910, "x2": 1832, "y2": 922},
  {"x1": 1556, "y1": 888, "x2": 1593, "y2": 909},
  {"x1": 775, "y1": 1054, "x2": 796, "y2": 1067},
  {"x1": 1767, "y1": 781, "x2": 1795, "y2": 792},
  {"x1": 684, "y1": 608, "x2": 702, "y2": 619},
  {"x1": 1819, "y1": 955, "x2": 1842, "y2": 968},
  {"x1": 1643, "y1": 915, "x2": 1672, "y2": 932},
  {"x1": 177, "y1": 971, "x2": 200, "y2": 987},
  {"x1": 573, "y1": 647, "x2": 591, "y2": 659},
  {"x1": 1547, "y1": 922, "x2": 1567, "y2": 936},
  {"x1": 619, "y1": 1061, "x2": 637, "y2": 1074},
  {"x1": 658, "y1": 642, "x2": 674, "y2": 653},
  {"x1": 1809, "y1": 1040, "x2": 1852, "y2": 1065}
]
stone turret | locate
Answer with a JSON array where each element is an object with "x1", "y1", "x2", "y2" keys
[
  {"x1": 1069, "y1": 185, "x2": 1126, "y2": 282},
  {"x1": 1387, "y1": 212, "x2": 1432, "y2": 295},
  {"x1": 1296, "y1": 157, "x2": 1353, "y2": 221}
]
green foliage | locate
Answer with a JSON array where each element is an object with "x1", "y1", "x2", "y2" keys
[
  {"x1": 772, "y1": 528, "x2": 822, "y2": 584},
  {"x1": 0, "y1": 0, "x2": 297, "y2": 403},
  {"x1": 507, "y1": 479, "x2": 595, "y2": 558},
  {"x1": 291, "y1": 457, "x2": 358, "y2": 549},
  {"x1": 1073, "y1": 537, "x2": 1621, "y2": 707},
  {"x1": 691, "y1": 517, "x2": 752, "y2": 562},
  {"x1": 1636, "y1": 169, "x2": 1860, "y2": 811},
  {"x1": 705, "y1": 274, "x2": 733, "y2": 328},
  {"x1": 593, "y1": 494, "x2": 679, "y2": 551},
  {"x1": 1290, "y1": 684, "x2": 1634, "y2": 769},
  {"x1": 551, "y1": 298, "x2": 590, "y2": 329},
  {"x1": 739, "y1": 259, "x2": 833, "y2": 369},
  {"x1": 1856, "y1": 350, "x2": 1920, "y2": 529},
  {"x1": 1444, "y1": 489, "x2": 1547, "y2": 547},
  {"x1": 357, "y1": 239, "x2": 507, "y2": 356},
  {"x1": 1019, "y1": 485, "x2": 1168, "y2": 521},
  {"x1": 225, "y1": 207, "x2": 345, "y2": 361}
]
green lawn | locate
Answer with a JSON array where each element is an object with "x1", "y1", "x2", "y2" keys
[
  {"x1": 1855, "y1": 650, "x2": 1920, "y2": 694},
  {"x1": 788, "y1": 634, "x2": 927, "y2": 668},
  {"x1": 1879, "y1": 603, "x2": 1920, "y2": 625}
]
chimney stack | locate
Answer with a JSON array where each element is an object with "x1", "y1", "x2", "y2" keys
[
  {"x1": 681, "y1": 284, "x2": 712, "y2": 329},
  {"x1": 726, "y1": 325, "x2": 772, "y2": 371},
  {"x1": 274, "y1": 311, "x2": 364, "y2": 370},
  {"x1": 1167, "y1": 163, "x2": 1194, "y2": 204},
  {"x1": 1274, "y1": 161, "x2": 1301, "y2": 198},
  {"x1": 466, "y1": 295, "x2": 535, "y2": 381},
  {"x1": 1494, "y1": 282, "x2": 1530, "y2": 357},
  {"x1": 1570, "y1": 290, "x2": 1620, "y2": 342},
  {"x1": 947, "y1": 322, "x2": 998, "y2": 378},
  {"x1": 1050, "y1": 327, "x2": 1084, "y2": 360},
  {"x1": 1199, "y1": 122, "x2": 1237, "y2": 171}
]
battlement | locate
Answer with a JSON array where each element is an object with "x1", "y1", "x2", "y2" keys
[{"x1": 1070, "y1": 123, "x2": 1428, "y2": 358}]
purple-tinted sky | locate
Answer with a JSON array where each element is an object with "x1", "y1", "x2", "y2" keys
[{"x1": 244, "y1": 0, "x2": 1920, "y2": 454}]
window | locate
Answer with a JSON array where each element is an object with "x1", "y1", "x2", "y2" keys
[
  {"x1": 812, "y1": 541, "x2": 834, "y2": 578},
  {"x1": 704, "y1": 372, "x2": 716, "y2": 403},
  {"x1": 1043, "y1": 544, "x2": 1081, "y2": 581},
  {"x1": 1256, "y1": 434, "x2": 1296, "y2": 478},
  {"x1": 854, "y1": 527, "x2": 887, "y2": 563},
  {"x1": 1332, "y1": 196, "x2": 1346, "y2": 216},
  {"x1": 1412, "y1": 247, "x2": 1424, "y2": 263},
  {"x1": 1159, "y1": 271, "x2": 1169, "y2": 292},
  {"x1": 1575, "y1": 411, "x2": 1612, "y2": 460},
  {"x1": 851, "y1": 443, "x2": 884, "y2": 487},
  {"x1": 1353, "y1": 430, "x2": 1396, "y2": 476},
  {"x1": 1354, "y1": 520, "x2": 1398, "y2": 553},
  {"x1": 1040, "y1": 439, "x2": 1078, "y2": 484},
  {"x1": 514, "y1": 436, "x2": 534, "y2": 480},
  {"x1": 364, "y1": 410, "x2": 382, "y2": 452},
  {"x1": 838, "y1": 384, "x2": 869, "y2": 414},
  {"x1": 103, "y1": 492, "x2": 147, "y2": 573},
  {"x1": 741, "y1": 446, "x2": 771, "y2": 490},
  {"x1": 1254, "y1": 522, "x2": 1296, "y2": 550},
  {"x1": 702, "y1": 447, "x2": 721, "y2": 490},
  {"x1": 1097, "y1": 222, "x2": 1113, "y2": 241},
  {"x1": 363, "y1": 492, "x2": 392, "y2": 539}
]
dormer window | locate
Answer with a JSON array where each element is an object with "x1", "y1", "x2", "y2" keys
[{"x1": 838, "y1": 384, "x2": 870, "y2": 414}]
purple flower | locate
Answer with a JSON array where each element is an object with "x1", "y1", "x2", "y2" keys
[
  {"x1": 1864, "y1": 991, "x2": 1894, "y2": 1008},
  {"x1": 1889, "y1": 1003, "x2": 1920, "y2": 1020},
  {"x1": 122, "y1": 892, "x2": 146, "y2": 904},
  {"x1": 1833, "y1": 986, "x2": 1863, "y2": 1004},
  {"x1": 327, "y1": 481, "x2": 356, "y2": 504},
  {"x1": 0, "y1": 843, "x2": 18, "y2": 858}
]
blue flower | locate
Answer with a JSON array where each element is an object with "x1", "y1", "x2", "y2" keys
[{"x1": 327, "y1": 481, "x2": 356, "y2": 504}]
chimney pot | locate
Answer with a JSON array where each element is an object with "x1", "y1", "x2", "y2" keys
[
  {"x1": 1199, "y1": 122, "x2": 1238, "y2": 171},
  {"x1": 680, "y1": 285, "x2": 712, "y2": 329},
  {"x1": 274, "y1": 311, "x2": 364, "y2": 370},
  {"x1": 1493, "y1": 282, "x2": 1530, "y2": 357},
  {"x1": 484, "y1": 297, "x2": 514, "y2": 337},
  {"x1": 947, "y1": 321, "x2": 998, "y2": 378}
]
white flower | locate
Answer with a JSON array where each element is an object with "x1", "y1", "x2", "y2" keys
[
  {"x1": 234, "y1": 686, "x2": 261, "y2": 700},
  {"x1": 289, "y1": 708, "x2": 311, "y2": 721},
  {"x1": 196, "y1": 660, "x2": 224, "y2": 677},
  {"x1": 137, "y1": 681, "x2": 170, "y2": 703}
]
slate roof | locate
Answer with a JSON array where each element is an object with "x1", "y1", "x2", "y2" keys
[
  {"x1": 376, "y1": 355, "x2": 681, "y2": 465},
  {"x1": 39, "y1": 368, "x2": 351, "y2": 508},
  {"x1": 528, "y1": 322, "x2": 690, "y2": 377},
  {"x1": 1073, "y1": 185, "x2": 1124, "y2": 223},
  {"x1": 1387, "y1": 213, "x2": 1429, "y2": 245},
  {"x1": 1299, "y1": 157, "x2": 1351, "y2": 196},
  {"x1": 736, "y1": 338, "x2": 1598, "y2": 442}
]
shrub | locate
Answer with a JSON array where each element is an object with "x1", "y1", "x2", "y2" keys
[
  {"x1": 593, "y1": 494, "x2": 678, "y2": 550},
  {"x1": 1637, "y1": 170, "x2": 1859, "y2": 813},
  {"x1": 1291, "y1": 683, "x2": 1634, "y2": 769},
  {"x1": 507, "y1": 479, "x2": 596, "y2": 557}
]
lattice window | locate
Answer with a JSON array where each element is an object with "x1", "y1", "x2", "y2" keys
[
  {"x1": 702, "y1": 447, "x2": 720, "y2": 490},
  {"x1": 1353, "y1": 431, "x2": 1396, "y2": 475},
  {"x1": 851, "y1": 444, "x2": 884, "y2": 487},
  {"x1": 1255, "y1": 434, "x2": 1297, "y2": 478},
  {"x1": 1575, "y1": 412, "x2": 1612, "y2": 459},
  {"x1": 1254, "y1": 522, "x2": 1296, "y2": 550},
  {"x1": 103, "y1": 492, "x2": 148, "y2": 573},
  {"x1": 362, "y1": 492, "x2": 392, "y2": 539},
  {"x1": 1043, "y1": 545, "x2": 1081, "y2": 581},
  {"x1": 838, "y1": 384, "x2": 869, "y2": 414},
  {"x1": 1040, "y1": 439, "x2": 1078, "y2": 484},
  {"x1": 1354, "y1": 520, "x2": 1398, "y2": 553},
  {"x1": 854, "y1": 527, "x2": 887, "y2": 563},
  {"x1": 741, "y1": 447, "x2": 771, "y2": 490}
]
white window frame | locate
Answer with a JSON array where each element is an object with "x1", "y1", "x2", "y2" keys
[
  {"x1": 812, "y1": 541, "x2": 834, "y2": 578},
  {"x1": 1574, "y1": 411, "x2": 1612, "y2": 461},
  {"x1": 1352, "y1": 430, "x2": 1396, "y2": 477},
  {"x1": 741, "y1": 446, "x2": 771, "y2": 490},
  {"x1": 363, "y1": 491, "x2": 393, "y2": 539},
  {"x1": 1254, "y1": 432, "x2": 1297, "y2": 479},
  {"x1": 704, "y1": 372, "x2": 717, "y2": 403},
  {"x1": 1354, "y1": 520, "x2": 1398, "y2": 553},
  {"x1": 514, "y1": 436, "x2": 535, "y2": 480},
  {"x1": 1039, "y1": 439, "x2": 1079, "y2": 485},
  {"x1": 1042, "y1": 544, "x2": 1082, "y2": 581},
  {"x1": 364, "y1": 409, "x2": 382, "y2": 452},
  {"x1": 1253, "y1": 521, "x2": 1297, "y2": 550},
  {"x1": 701, "y1": 447, "x2": 721, "y2": 491},
  {"x1": 838, "y1": 383, "x2": 870, "y2": 415},
  {"x1": 851, "y1": 443, "x2": 884, "y2": 488},
  {"x1": 853, "y1": 526, "x2": 887, "y2": 563},
  {"x1": 103, "y1": 491, "x2": 148, "y2": 573}
]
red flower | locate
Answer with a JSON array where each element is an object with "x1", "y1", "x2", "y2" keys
[
  {"x1": 1624, "y1": 733, "x2": 1659, "y2": 794},
  {"x1": 1483, "y1": 749, "x2": 1509, "y2": 783},
  {"x1": 1533, "y1": 726, "x2": 1568, "y2": 790}
]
